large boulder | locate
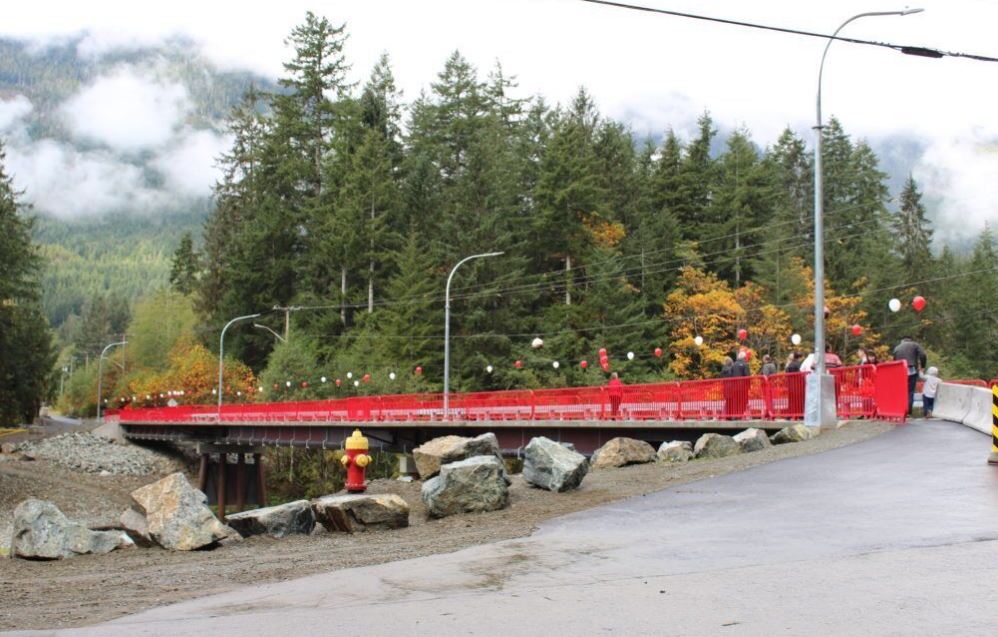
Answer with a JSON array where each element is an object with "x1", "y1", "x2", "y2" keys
[
  {"x1": 590, "y1": 437, "x2": 656, "y2": 469},
  {"x1": 119, "y1": 507, "x2": 154, "y2": 547},
  {"x1": 657, "y1": 440, "x2": 694, "y2": 463},
  {"x1": 225, "y1": 500, "x2": 316, "y2": 538},
  {"x1": 733, "y1": 428, "x2": 773, "y2": 453},
  {"x1": 312, "y1": 494, "x2": 410, "y2": 533},
  {"x1": 771, "y1": 424, "x2": 819, "y2": 445},
  {"x1": 523, "y1": 436, "x2": 589, "y2": 492},
  {"x1": 693, "y1": 433, "x2": 743, "y2": 459},
  {"x1": 413, "y1": 433, "x2": 501, "y2": 479},
  {"x1": 10, "y1": 499, "x2": 134, "y2": 560},
  {"x1": 130, "y1": 472, "x2": 236, "y2": 551},
  {"x1": 421, "y1": 456, "x2": 509, "y2": 518}
]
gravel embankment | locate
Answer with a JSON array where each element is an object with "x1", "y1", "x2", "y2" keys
[
  {"x1": 13, "y1": 432, "x2": 185, "y2": 476},
  {"x1": 1, "y1": 421, "x2": 893, "y2": 631}
]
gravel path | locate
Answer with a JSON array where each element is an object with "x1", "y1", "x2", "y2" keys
[{"x1": 0, "y1": 421, "x2": 891, "y2": 632}]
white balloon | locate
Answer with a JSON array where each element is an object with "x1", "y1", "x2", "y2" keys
[
  {"x1": 258, "y1": 386, "x2": 264, "y2": 393},
  {"x1": 531, "y1": 337, "x2": 544, "y2": 349},
  {"x1": 236, "y1": 391, "x2": 242, "y2": 396},
  {"x1": 389, "y1": 372, "x2": 397, "y2": 380},
  {"x1": 285, "y1": 381, "x2": 292, "y2": 387},
  {"x1": 346, "y1": 372, "x2": 353, "y2": 379},
  {"x1": 353, "y1": 380, "x2": 360, "y2": 387},
  {"x1": 626, "y1": 351, "x2": 635, "y2": 361},
  {"x1": 552, "y1": 361, "x2": 560, "y2": 369},
  {"x1": 320, "y1": 376, "x2": 327, "y2": 383},
  {"x1": 485, "y1": 365, "x2": 493, "y2": 374},
  {"x1": 888, "y1": 298, "x2": 902, "y2": 313},
  {"x1": 694, "y1": 335, "x2": 704, "y2": 347},
  {"x1": 791, "y1": 333, "x2": 802, "y2": 346}
]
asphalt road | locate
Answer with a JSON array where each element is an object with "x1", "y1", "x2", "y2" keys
[{"x1": 12, "y1": 420, "x2": 998, "y2": 636}]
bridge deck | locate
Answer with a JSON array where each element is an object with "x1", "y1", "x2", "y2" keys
[{"x1": 122, "y1": 418, "x2": 813, "y2": 454}]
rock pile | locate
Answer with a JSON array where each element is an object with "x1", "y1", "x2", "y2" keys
[
  {"x1": 10, "y1": 499, "x2": 133, "y2": 560},
  {"x1": 412, "y1": 433, "x2": 502, "y2": 479},
  {"x1": 126, "y1": 473, "x2": 238, "y2": 550},
  {"x1": 590, "y1": 437, "x2": 656, "y2": 469},
  {"x1": 523, "y1": 436, "x2": 589, "y2": 492},
  {"x1": 312, "y1": 494, "x2": 410, "y2": 532},
  {"x1": 12, "y1": 432, "x2": 182, "y2": 476},
  {"x1": 422, "y1": 455, "x2": 510, "y2": 518},
  {"x1": 226, "y1": 500, "x2": 315, "y2": 538}
]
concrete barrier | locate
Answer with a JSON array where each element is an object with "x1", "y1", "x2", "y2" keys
[{"x1": 932, "y1": 382, "x2": 991, "y2": 435}]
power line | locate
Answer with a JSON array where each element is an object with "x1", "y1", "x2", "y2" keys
[{"x1": 577, "y1": 0, "x2": 998, "y2": 63}]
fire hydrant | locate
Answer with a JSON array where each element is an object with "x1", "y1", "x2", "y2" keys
[{"x1": 341, "y1": 429, "x2": 372, "y2": 492}]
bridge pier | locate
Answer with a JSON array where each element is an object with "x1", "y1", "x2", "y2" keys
[{"x1": 196, "y1": 445, "x2": 267, "y2": 520}]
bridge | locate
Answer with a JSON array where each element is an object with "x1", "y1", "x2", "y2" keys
[{"x1": 111, "y1": 362, "x2": 909, "y2": 455}]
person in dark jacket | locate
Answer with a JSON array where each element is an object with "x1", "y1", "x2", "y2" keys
[
  {"x1": 760, "y1": 354, "x2": 777, "y2": 376},
  {"x1": 785, "y1": 352, "x2": 802, "y2": 373},
  {"x1": 893, "y1": 336, "x2": 927, "y2": 415}
]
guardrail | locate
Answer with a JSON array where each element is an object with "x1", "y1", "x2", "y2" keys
[{"x1": 110, "y1": 361, "x2": 908, "y2": 425}]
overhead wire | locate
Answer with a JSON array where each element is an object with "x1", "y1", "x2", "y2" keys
[{"x1": 576, "y1": 0, "x2": 998, "y2": 63}]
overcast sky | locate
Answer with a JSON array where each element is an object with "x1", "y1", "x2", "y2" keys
[{"x1": 2, "y1": 0, "x2": 996, "y2": 241}]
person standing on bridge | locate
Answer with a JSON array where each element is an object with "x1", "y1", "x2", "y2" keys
[
  {"x1": 893, "y1": 336, "x2": 927, "y2": 415},
  {"x1": 760, "y1": 354, "x2": 777, "y2": 376},
  {"x1": 607, "y1": 372, "x2": 624, "y2": 419}
]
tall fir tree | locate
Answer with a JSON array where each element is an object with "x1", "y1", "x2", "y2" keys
[
  {"x1": 169, "y1": 231, "x2": 200, "y2": 296},
  {"x1": 0, "y1": 140, "x2": 55, "y2": 425}
]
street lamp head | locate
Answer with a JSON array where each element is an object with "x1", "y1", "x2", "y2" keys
[{"x1": 901, "y1": 8, "x2": 924, "y2": 15}]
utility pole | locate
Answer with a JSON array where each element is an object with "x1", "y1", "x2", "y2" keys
[{"x1": 272, "y1": 306, "x2": 301, "y2": 342}]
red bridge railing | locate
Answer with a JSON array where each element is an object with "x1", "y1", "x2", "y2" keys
[{"x1": 112, "y1": 362, "x2": 909, "y2": 425}]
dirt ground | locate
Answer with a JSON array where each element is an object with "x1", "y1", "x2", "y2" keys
[{"x1": 0, "y1": 421, "x2": 892, "y2": 632}]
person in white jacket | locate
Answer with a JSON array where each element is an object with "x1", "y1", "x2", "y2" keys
[{"x1": 921, "y1": 367, "x2": 941, "y2": 417}]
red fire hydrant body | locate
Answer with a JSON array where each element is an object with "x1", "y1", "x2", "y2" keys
[{"x1": 341, "y1": 429, "x2": 372, "y2": 493}]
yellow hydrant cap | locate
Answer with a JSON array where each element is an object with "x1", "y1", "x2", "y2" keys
[{"x1": 345, "y1": 429, "x2": 369, "y2": 451}]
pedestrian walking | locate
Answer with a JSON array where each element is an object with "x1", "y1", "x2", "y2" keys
[
  {"x1": 607, "y1": 372, "x2": 624, "y2": 419},
  {"x1": 893, "y1": 336, "x2": 927, "y2": 415},
  {"x1": 921, "y1": 367, "x2": 941, "y2": 417}
]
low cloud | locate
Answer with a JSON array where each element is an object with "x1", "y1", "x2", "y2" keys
[
  {"x1": 0, "y1": 95, "x2": 33, "y2": 133},
  {"x1": 915, "y1": 131, "x2": 998, "y2": 245},
  {"x1": 151, "y1": 128, "x2": 230, "y2": 197},
  {"x1": 60, "y1": 68, "x2": 189, "y2": 152},
  {"x1": 6, "y1": 139, "x2": 168, "y2": 216}
]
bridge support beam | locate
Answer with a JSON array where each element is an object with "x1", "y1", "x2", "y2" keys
[{"x1": 196, "y1": 445, "x2": 267, "y2": 519}]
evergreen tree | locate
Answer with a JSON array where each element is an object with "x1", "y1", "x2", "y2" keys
[
  {"x1": 533, "y1": 88, "x2": 606, "y2": 303},
  {"x1": 673, "y1": 112, "x2": 717, "y2": 238},
  {"x1": 893, "y1": 175, "x2": 933, "y2": 272},
  {"x1": 169, "y1": 231, "x2": 200, "y2": 296},
  {"x1": 0, "y1": 140, "x2": 55, "y2": 425},
  {"x1": 953, "y1": 226, "x2": 998, "y2": 376}
]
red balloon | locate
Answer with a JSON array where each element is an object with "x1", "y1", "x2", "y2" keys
[
  {"x1": 514, "y1": 360, "x2": 523, "y2": 369},
  {"x1": 335, "y1": 379, "x2": 342, "y2": 387},
  {"x1": 654, "y1": 347, "x2": 663, "y2": 358},
  {"x1": 851, "y1": 324, "x2": 863, "y2": 336},
  {"x1": 912, "y1": 296, "x2": 926, "y2": 312},
  {"x1": 273, "y1": 383, "x2": 279, "y2": 390},
  {"x1": 737, "y1": 328, "x2": 748, "y2": 341},
  {"x1": 362, "y1": 373, "x2": 371, "y2": 383},
  {"x1": 415, "y1": 366, "x2": 423, "y2": 375},
  {"x1": 301, "y1": 381, "x2": 309, "y2": 388},
  {"x1": 580, "y1": 360, "x2": 588, "y2": 369},
  {"x1": 598, "y1": 347, "x2": 607, "y2": 357}
]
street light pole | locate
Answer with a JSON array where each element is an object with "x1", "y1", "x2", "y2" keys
[
  {"x1": 254, "y1": 323, "x2": 287, "y2": 343},
  {"x1": 444, "y1": 251, "x2": 504, "y2": 420},
  {"x1": 218, "y1": 313, "x2": 261, "y2": 418},
  {"x1": 808, "y1": 8, "x2": 923, "y2": 428},
  {"x1": 96, "y1": 340, "x2": 127, "y2": 423}
]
